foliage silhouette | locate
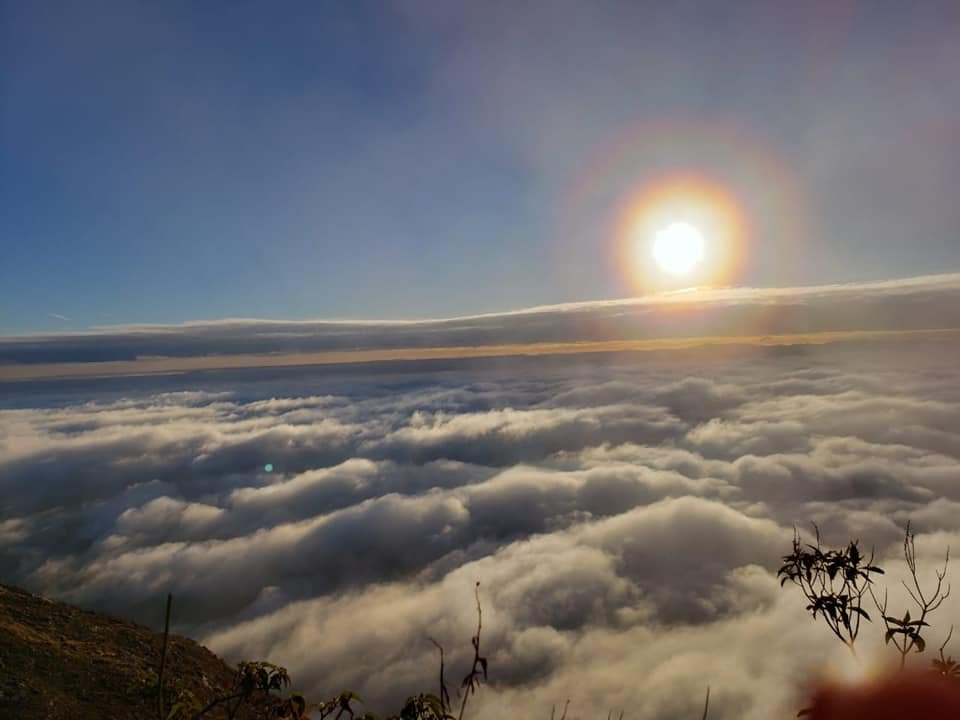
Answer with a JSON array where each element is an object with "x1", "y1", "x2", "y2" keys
[
  {"x1": 777, "y1": 525, "x2": 883, "y2": 656},
  {"x1": 780, "y1": 523, "x2": 958, "y2": 717}
]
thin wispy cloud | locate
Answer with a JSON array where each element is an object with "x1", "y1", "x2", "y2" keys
[{"x1": 3, "y1": 274, "x2": 959, "y2": 380}]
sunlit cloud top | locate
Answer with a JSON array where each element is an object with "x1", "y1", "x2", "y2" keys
[{"x1": 2, "y1": 274, "x2": 959, "y2": 374}]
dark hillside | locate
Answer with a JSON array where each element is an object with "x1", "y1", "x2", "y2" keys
[{"x1": 0, "y1": 584, "x2": 235, "y2": 720}]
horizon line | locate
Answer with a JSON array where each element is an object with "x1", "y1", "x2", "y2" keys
[{"x1": 3, "y1": 271, "x2": 959, "y2": 340}]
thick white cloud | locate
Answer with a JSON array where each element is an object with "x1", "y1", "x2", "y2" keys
[{"x1": 1, "y1": 338, "x2": 959, "y2": 718}]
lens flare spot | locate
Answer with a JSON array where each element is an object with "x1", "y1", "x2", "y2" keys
[{"x1": 264, "y1": 463, "x2": 274, "y2": 473}]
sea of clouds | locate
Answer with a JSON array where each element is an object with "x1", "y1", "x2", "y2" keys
[{"x1": 3, "y1": 333, "x2": 960, "y2": 719}]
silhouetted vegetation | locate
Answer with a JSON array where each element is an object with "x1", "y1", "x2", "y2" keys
[
  {"x1": 151, "y1": 583, "x2": 487, "y2": 720},
  {"x1": 779, "y1": 523, "x2": 958, "y2": 717},
  {"x1": 141, "y1": 523, "x2": 957, "y2": 720},
  {"x1": 778, "y1": 525, "x2": 884, "y2": 656},
  {"x1": 8, "y1": 523, "x2": 960, "y2": 719},
  {"x1": 873, "y1": 524, "x2": 951, "y2": 669},
  {"x1": 778, "y1": 522, "x2": 955, "y2": 676}
]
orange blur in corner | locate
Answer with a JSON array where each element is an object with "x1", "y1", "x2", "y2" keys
[{"x1": 806, "y1": 672, "x2": 960, "y2": 719}]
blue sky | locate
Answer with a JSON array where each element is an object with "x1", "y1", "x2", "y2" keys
[{"x1": 2, "y1": 1, "x2": 959, "y2": 334}]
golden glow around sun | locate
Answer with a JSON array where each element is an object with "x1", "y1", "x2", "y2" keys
[
  {"x1": 615, "y1": 171, "x2": 751, "y2": 292},
  {"x1": 652, "y1": 222, "x2": 705, "y2": 275}
]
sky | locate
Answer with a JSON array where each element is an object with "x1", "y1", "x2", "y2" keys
[{"x1": 2, "y1": 1, "x2": 960, "y2": 334}]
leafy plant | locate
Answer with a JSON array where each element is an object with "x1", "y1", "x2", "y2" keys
[
  {"x1": 778, "y1": 525, "x2": 883, "y2": 657},
  {"x1": 165, "y1": 661, "x2": 300, "y2": 720},
  {"x1": 780, "y1": 521, "x2": 960, "y2": 720},
  {"x1": 392, "y1": 692, "x2": 450, "y2": 720}
]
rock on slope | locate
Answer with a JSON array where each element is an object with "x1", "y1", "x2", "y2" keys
[{"x1": 0, "y1": 584, "x2": 237, "y2": 720}]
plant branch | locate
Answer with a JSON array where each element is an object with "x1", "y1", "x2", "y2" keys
[{"x1": 158, "y1": 593, "x2": 172, "y2": 720}]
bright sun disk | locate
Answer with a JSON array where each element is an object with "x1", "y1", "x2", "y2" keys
[{"x1": 652, "y1": 221, "x2": 705, "y2": 276}]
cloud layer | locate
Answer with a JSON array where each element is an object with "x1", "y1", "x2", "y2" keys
[
  {"x1": 2, "y1": 338, "x2": 960, "y2": 718},
  {"x1": 3, "y1": 274, "x2": 960, "y2": 368}
]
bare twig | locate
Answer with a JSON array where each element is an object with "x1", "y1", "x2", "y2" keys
[
  {"x1": 457, "y1": 582, "x2": 487, "y2": 720},
  {"x1": 226, "y1": 692, "x2": 245, "y2": 720},
  {"x1": 192, "y1": 692, "x2": 245, "y2": 719},
  {"x1": 701, "y1": 686, "x2": 711, "y2": 720},
  {"x1": 874, "y1": 523, "x2": 951, "y2": 668},
  {"x1": 941, "y1": 625, "x2": 955, "y2": 656},
  {"x1": 932, "y1": 625, "x2": 960, "y2": 678},
  {"x1": 430, "y1": 637, "x2": 452, "y2": 714},
  {"x1": 158, "y1": 593, "x2": 172, "y2": 720}
]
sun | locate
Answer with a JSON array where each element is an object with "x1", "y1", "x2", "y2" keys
[
  {"x1": 652, "y1": 221, "x2": 705, "y2": 276},
  {"x1": 615, "y1": 171, "x2": 750, "y2": 292}
]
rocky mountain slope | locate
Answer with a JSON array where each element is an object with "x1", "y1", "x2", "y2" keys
[{"x1": 0, "y1": 584, "x2": 238, "y2": 720}]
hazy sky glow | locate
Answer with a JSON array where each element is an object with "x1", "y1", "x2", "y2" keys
[{"x1": 2, "y1": 1, "x2": 959, "y2": 333}]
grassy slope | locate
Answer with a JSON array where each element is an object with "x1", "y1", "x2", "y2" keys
[{"x1": 0, "y1": 584, "x2": 238, "y2": 720}]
